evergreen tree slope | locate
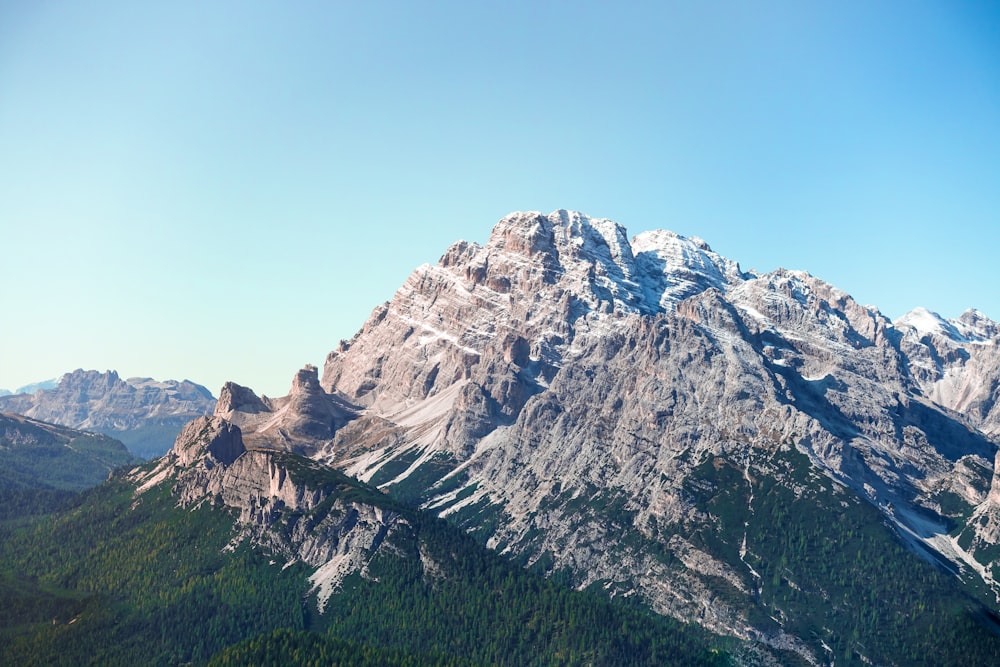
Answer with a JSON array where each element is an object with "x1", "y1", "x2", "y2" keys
[
  {"x1": 0, "y1": 445, "x2": 729, "y2": 666},
  {"x1": 0, "y1": 412, "x2": 137, "y2": 492}
]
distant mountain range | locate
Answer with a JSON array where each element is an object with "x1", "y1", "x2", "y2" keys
[
  {"x1": 0, "y1": 369, "x2": 216, "y2": 458},
  {"x1": 0, "y1": 378, "x2": 59, "y2": 397},
  {"x1": 0, "y1": 412, "x2": 137, "y2": 491},
  {"x1": 4, "y1": 210, "x2": 1000, "y2": 664}
]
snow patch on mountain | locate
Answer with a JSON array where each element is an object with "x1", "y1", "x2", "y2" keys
[
  {"x1": 897, "y1": 307, "x2": 953, "y2": 339},
  {"x1": 897, "y1": 307, "x2": 1000, "y2": 346}
]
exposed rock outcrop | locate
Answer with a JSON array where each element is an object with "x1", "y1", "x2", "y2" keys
[
  {"x1": 896, "y1": 307, "x2": 1000, "y2": 436},
  {"x1": 133, "y1": 415, "x2": 410, "y2": 612},
  {"x1": 172, "y1": 416, "x2": 246, "y2": 468},
  {"x1": 212, "y1": 366, "x2": 356, "y2": 455},
  {"x1": 283, "y1": 210, "x2": 1000, "y2": 647}
]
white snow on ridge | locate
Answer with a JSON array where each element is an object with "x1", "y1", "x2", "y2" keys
[
  {"x1": 398, "y1": 315, "x2": 481, "y2": 357},
  {"x1": 895, "y1": 307, "x2": 999, "y2": 345},
  {"x1": 953, "y1": 308, "x2": 999, "y2": 343},
  {"x1": 896, "y1": 307, "x2": 952, "y2": 338}
]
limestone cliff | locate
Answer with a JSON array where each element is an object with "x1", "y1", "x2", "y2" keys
[
  {"x1": 212, "y1": 365, "x2": 356, "y2": 456},
  {"x1": 132, "y1": 415, "x2": 410, "y2": 612},
  {"x1": 205, "y1": 210, "x2": 1000, "y2": 656}
]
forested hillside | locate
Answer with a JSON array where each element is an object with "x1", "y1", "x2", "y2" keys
[{"x1": 0, "y1": 457, "x2": 728, "y2": 666}]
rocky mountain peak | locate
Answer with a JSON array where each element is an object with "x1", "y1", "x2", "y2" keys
[
  {"x1": 894, "y1": 307, "x2": 999, "y2": 345},
  {"x1": 319, "y1": 212, "x2": 885, "y2": 460},
  {"x1": 306, "y1": 209, "x2": 1000, "y2": 640},
  {"x1": 956, "y1": 308, "x2": 1000, "y2": 342},
  {"x1": 551, "y1": 210, "x2": 634, "y2": 268},
  {"x1": 894, "y1": 307, "x2": 1000, "y2": 436},
  {"x1": 482, "y1": 211, "x2": 635, "y2": 293},
  {"x1": 111, "y1": 208, "x2": 1000, "y2": 661},
  {"x1": 128, "y1": 376, "x2": 215, "y2": 402},
  {"x1": 172, "y1": 415, "x2": 246, "y2": 468},
  {"x1": 896, "y1": 307, "x2": 956, "y2": 340},
  {"x1": 215, "y1": 381, "x2": 269, "y2": 418},
  {"x1": 60, "y1": 369, "x2": 124, "y2": 394},
  {"x1": 291, "y1": 364, "x2": 323, "y2": 395},
  {"x1": 631, "y1": 228, "x2": 745, "y2": 313},
  {"x1": 486, "y1": 210, "x2": 560, "y2": 258},
  {"x1": 134, "y1": 413, "x2": 411, "y2": 616},
  {"x1": 211, "y1": 367, "x2": 356, "y2": 455}
]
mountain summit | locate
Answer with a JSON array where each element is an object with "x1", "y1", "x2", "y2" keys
[
  {"x1": 200, "y1": 210, "x2": 1000, "y2": 661},
  {"x1": 14, "y1": 211, "x2": 993, "y2": 663}
]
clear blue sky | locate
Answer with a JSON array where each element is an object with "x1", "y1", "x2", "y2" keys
[{"x1": 2, "y1": 1, "x2": 998, "y2": 397}]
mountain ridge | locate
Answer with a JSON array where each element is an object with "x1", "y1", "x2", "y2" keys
[
  {"x1": 0, "y1": 412, "x2": 137, "y2": 492},
  {"x1": 7, "y1": 209, "x2": 999, "y2": 663},
  {"x1": 0, "y1": 369, "x2": 217, "y2": 458},
  {"x1": 201, "y1": 209, "x2": 1000, "y2": 661}
]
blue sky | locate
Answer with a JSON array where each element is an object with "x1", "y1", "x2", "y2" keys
[{"x1": 2, "y1": 1, "x2": 998, "y2": 397}]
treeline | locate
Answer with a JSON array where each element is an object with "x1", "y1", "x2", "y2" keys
[
  {"x1": 311, "y1": 510, "x2": 728, "y2": 666},
  {"x1": 0, "y1": 460, "x2": 729, "y2": 666},
  {"x1": 693, "y1": 448, "x2": 1000, "y2": 666}
]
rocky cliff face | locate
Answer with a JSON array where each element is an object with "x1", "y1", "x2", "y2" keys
[
  {"x1": 895, "y1": 307, "x2": 1000, "y2": 436},
  {"x1": 212, "y1": 365, "x2": 356, "y2": 455},
  {"x1": 321, "y1": 211, "x2": 744, "y2": 417},
  {"x1": 312, "y1": 211, "x2": 994, "y2": 500},
  {"x1": 0, "y1": 369, "x2": 217, "y2": 458},
  {"x1": 211, "y1": 210, "x2": 1000, "y2": 657},
  {"x1": 132, "y1": 415, "x2": 412, "y2": 612}
]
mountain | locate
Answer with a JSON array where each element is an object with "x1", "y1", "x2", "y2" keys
[
  {"x1": 0, "y1": 379, "x2": 59, "y2": 398},
  {"x1": 210, "y1": 210, "x2": 1000, "y2": 663},
  {"x1": 5, "y1": 209, "x2": 1000, "y2": 664},
  {"x1": 895, "y1": 307, "x2": 1000, "y2": 436},
  {"x1": 0, "y1": 369, "x2": 216, "y2": 458},
  {"x1": 0, "y1": 379, "x2": 60, "y2": 397},
  {"x1": 0, "y1": 412, "x2": 138, "y2": 521},
  {"x1": 14, "y1": 378, "x2": 60, "y2": 395},
  {"x1": 213, "y1": 365, "x2": 357, "y2": 455},
  {"x1": 0, "y1": 421, "x2": 727, "y2": 666}
]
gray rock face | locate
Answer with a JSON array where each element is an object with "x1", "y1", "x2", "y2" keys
[
  {"x1": 320, "y1": 211, "x2": 743, "y2": 415},
  {"x1": 172, "y1": 416, "x2": 246, "y2": 468},
  {"x1": 895, "y1": 307, "x2": 1000, "y2": 436},
  {"x1": 0, "y1": 369, "x2": 216, "y2": 458},
  {"x1": 215, "y1": 210, "x2": 1000, "y2": 652},
  {"x1": 213, "y1": 365, "x2": 356, "y2": 454},
  {"x1": 133, "y1": 417, "x2": 411, "y2": 612}
]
